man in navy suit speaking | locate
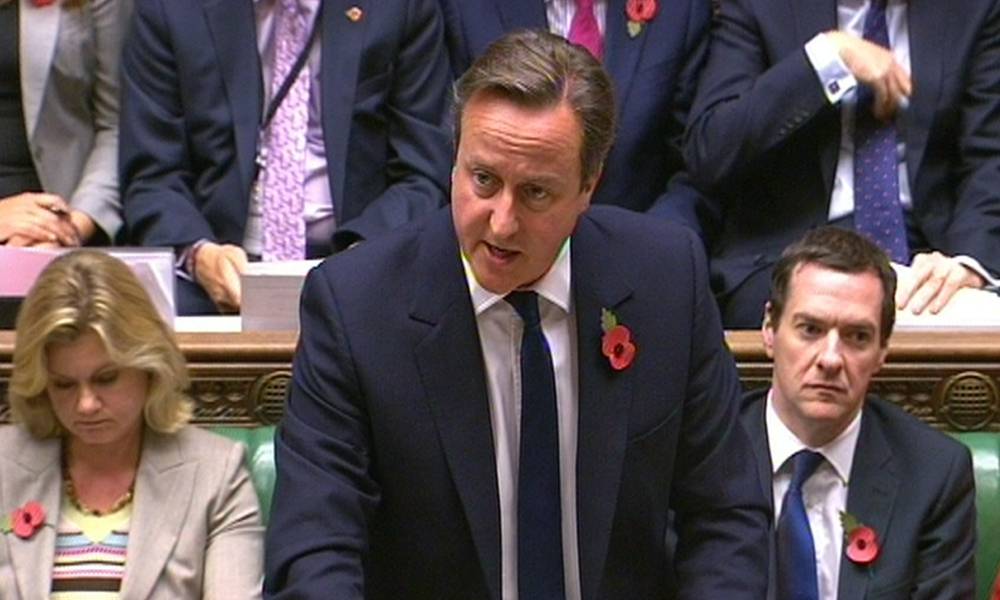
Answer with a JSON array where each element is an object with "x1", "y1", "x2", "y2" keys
[{"x1": 265, "y1": 30, "x2": 769, "y2": 599}]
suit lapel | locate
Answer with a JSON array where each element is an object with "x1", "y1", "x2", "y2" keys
[
  {"x1": 902, "y1": 0, "x2": 946, "y2": 194},
  {"x1": 3, "y1": 433, "x2": 60, "y2": 600},
  {"x1": 17, "y1": 0, "x2": 60, "y2": 138},
  {"x1": 740, "y1": 390, "x2": 775, "y2": 512},
  {"x1": 838, "y1": 405, "x2": 898, "y2": 599},
  {"x1": 792, "y1": 0, "x2": 840, "y2": 194},
  {"x1": 321, "y1": 0, "x2": 367, "y2": 219},
  {"x1": 119, "y1": 431, "x2": 197, "y2": 599},
  {"x1": 411, "y1": 212, "x2": 501, "y2": 600},
  {"x1": 741, "y1": 391, "x2": 781, "y2": 600},
  {"x1": 603, "y1": 0, "x2": 647, "y2": 117},
  {"x1": 495, "y1": 0, "x2": 548, "y2": 31},
  {"x1": 204, "y1": 0, "x2": 262, "y2": 202},
  {"x1": 570, "y1": 215, "x2": 634, "y2": 600}
]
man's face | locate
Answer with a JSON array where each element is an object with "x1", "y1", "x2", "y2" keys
[
  {"x1": 763, "y1": 263, "x2": 889, "y2": 446},
  {"x1": 451, "y1": 91, "x2": 596, "y2": 294}
]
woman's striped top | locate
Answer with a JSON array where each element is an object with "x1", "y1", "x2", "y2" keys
[{"x1": 51, "y1": 495, "x2": 131, "y2": 599}]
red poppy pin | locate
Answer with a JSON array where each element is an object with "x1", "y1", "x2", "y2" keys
[
  {"x1": 2, "y1": 501, "x2": 47, "y2": 540},
  {"x1": 626, "y1": 0, "x2": 658, "y2": 38},
  {"x1": 32, "y1": 0, "x2": 57, "y2": 6},
  {"x1": 840, "y1": 510, "x2": 880, "y2": 566},
  {"x1": 601, "y1": 308, "x2": 636, "y2": 371}
]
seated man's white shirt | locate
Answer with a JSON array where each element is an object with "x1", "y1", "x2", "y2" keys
[
  {"x1": 464, "y1": 241, "x2": 581, "y2": 600},
  {"x1": 767, "y1": 390, "x2": 862, "y2": 600}
]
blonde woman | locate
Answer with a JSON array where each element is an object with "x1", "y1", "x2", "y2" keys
[
  {"x1": 0, "y1": 250, "x2": 262, "y2": 598},
  {"x1": 0, "y1": 0, "x2": 125, "y2": 246}
]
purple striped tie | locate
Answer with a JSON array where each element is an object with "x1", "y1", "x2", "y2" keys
[{"x1": 260, "y1": 0, "x2": 310, "y2": 261}]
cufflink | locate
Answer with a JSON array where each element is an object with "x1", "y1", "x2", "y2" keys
[{"x1": 828, "y1": 80, "x2": 841, "y2": 95}]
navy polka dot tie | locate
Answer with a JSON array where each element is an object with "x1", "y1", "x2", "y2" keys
[{"x1": 853, "y1": 0, "x2": 910, "y2": 264}]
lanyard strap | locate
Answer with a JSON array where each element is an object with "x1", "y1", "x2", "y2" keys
[{"x1": 260, "y1": 1, "x2": 323, "y2": 131}]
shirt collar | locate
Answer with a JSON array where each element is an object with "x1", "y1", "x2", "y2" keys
[
  {"x1": 463, "y1": 239, "x2": 572, "y2": 316},
  {"x1": 765, "y1": 389, "x2": 861, "y2": 484}
]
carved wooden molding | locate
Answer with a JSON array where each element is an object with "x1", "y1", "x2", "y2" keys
[{"x1": 2, "y1": 329, "x2": 999, "y2": 431}]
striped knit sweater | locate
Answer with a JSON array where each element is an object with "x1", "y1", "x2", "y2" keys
[{"x1": 51, "y1": 495, "x2": 130, "y2": 599}]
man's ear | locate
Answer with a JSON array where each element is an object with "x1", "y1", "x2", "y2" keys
[
  {"x1": 761, "y1": 301, "x2": 775, "y2": 359},
  {"x1": 582, "y1": 164, "x2": 603, "y2": 196},
  {"x1": 875, "y1": 344, "x2": 889, "y2": 371}
]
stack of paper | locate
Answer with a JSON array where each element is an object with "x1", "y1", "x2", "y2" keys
[{"x1": 241, "y1": 260, "x2": 320, "y2": 331}]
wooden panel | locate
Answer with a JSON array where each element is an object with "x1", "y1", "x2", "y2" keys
[{"x1": 1, "y1": 329, "x2": 998, "y2": 431}]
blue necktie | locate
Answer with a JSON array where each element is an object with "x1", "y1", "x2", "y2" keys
[
  {"x1": 505, "y1": 291, "x2": 565, "y2": 600},
  {"x1": 853, "y1": 0, "x2": 909, "y2": 263},
  {"x1": 776, "y1": 450, "x2": 825, "y2": 600}
]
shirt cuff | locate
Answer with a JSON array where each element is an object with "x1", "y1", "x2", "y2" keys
[
  {"x1": 176, "y1": 239, "x2": 210, "y2": 283},
  {"x1": 805, "y1": 33, "x2": 857, "y2": 104},
  {"x1": 954, "y1": 255, "x2": 1000, "y2": 289}
]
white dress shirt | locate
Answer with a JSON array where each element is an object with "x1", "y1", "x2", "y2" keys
[
  {"x1": 545, "y1": 0, "x2": 607, "y2": 37},
  {"x1": 464, "y1": 242, "x2": 582, "y2": 600},
  {"x1": 767, "y1": 391, "x2": 862, "y2": 600}
]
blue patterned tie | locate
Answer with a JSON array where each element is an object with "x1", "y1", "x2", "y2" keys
[
  {"x1": 853, "y1": 0, "x2": 909, "y2": 263},
  {"x1": 505, "y1": 291, "x2": 565, "y2": 600},
  {"x1": 776, "y1": 450, "x2": 825, "y2": 600}
]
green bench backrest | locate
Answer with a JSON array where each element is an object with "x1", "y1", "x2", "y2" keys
[
  {"x1": 953, "y1": 432, "x2": 1000, "y2": 600},
  {"x1": 211, "y1": 426, "x2": 277, "y2": 525}
]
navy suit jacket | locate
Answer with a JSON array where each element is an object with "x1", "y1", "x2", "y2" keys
[
  {"x1": 685, "y1": 0, "x2": 1000, "y2": 304},
  {"x1": 439, "y1": 0, "x2": 711, "y2": 234},
  {"x1": 265, "y1": 206, "x2": 770, "y2": 599},
  {"x1": 120, "y1": 0, "x2": 452, "y2": 253},
  {"x1": 741, "y1": 389, "x2": 976, "y2": 599}
]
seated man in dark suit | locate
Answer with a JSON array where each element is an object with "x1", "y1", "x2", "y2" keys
[
  {"x1": 742, "y1": 227, "x2": 975, "y2": 599},
  {"x1": 120, "y1": 0, "x2": 452, "y2": 314},
  {"x1": 439, "y1": 0, "x2": 711, "y2": 235},
  {"x1": 685, "y1": 0, "x2": 1000, "y2": 328},
  {"x1": 265, "y1": 30, "x2": 770, "y2": 599}
]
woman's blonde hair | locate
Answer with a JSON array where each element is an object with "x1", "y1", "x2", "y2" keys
[{"x1": 7, "y1": 250, "x2": 192, "y2": 438}]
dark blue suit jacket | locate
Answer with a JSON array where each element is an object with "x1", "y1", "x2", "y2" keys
[
  {"x1": 120, "y1": 0, "x2": 452, "y2": 254},
  {"x1": 741, "y1": 389, "x2": 976, "y2": 599},
  {"x1": 439, "y1": 0, "x2": 711, "y2": 234},
  {"x1": 685, "y1": 0, "x2": 1000, "y2": 324},
  {"x1": 265, "y1": 206, "x2": 770, "y2": 599}
]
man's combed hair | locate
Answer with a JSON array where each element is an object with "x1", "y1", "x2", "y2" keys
[
  {"x1": 8, "y1": 250, "x2": 192, "y2": 438},
  {"x1": 452, "y1": 29, "x2": 617, "y2": 188},
  {"x1": 769, "y1": 227, "x2": 898, "y2": 345}
]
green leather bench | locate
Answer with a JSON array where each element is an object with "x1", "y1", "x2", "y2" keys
[
  {"x1": 213, "y1": 426, "x2": 1000, "y2": 598},
  {"x1": 954, "y1": 432, "x2": 1000, "y2": 600},
  {"x1": 213, "y1": 426, "x2": 277, "y2": 525}
]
